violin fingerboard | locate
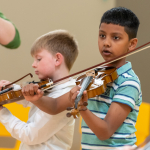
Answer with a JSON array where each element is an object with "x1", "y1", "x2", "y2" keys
[{"x1": 75, "y1": 76, "x2": 93, "y2": 109}]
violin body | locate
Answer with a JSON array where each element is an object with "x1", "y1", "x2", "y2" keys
[
  {"x1": 0, "y1": 90, "x2": 24, "y2": 105},
  {"x1": 76, "y1": 66, "x2": 118, "y2": 98},
  {"x1": 67, "y1": 66, "x2": 118, "y2": 118},
  {"x1": 87, "y1": 67, "x2": 118, "y2": 99}
]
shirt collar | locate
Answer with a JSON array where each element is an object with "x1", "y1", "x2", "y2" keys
[{"x1": 117, "y1": 61, "x2": 132, "y2": 76}]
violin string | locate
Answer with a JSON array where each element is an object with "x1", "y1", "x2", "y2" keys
[
  {"x1": 42, "y1": 73, "x2": 85, "y2": 91},
  {"x1": 42, "y1": 78, "x2": 71, "y2": 91}
]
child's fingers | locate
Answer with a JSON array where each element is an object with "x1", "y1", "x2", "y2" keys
[
  {"x1": 0, "y1": 80, "x2": 11, "y2": 91},
  {"x1": 26, "y1": 84, "x2": 35, "y2": 96},
  {"x1": 22, "y1": 84, "x2": 39, "y2": 96},
  {"x1": 24, "y1": 89, "x2": 43, "y2": 102},
  {"x1": 69, "y1": 85, "x2": 80, "y2": 104},
  {"x1": 72, "y1": 91, "x2": 79, "y2": 101},
  {"x1": 31, "y1": 83, "x2": 39, "y2": 95},
  {"x1": 36, "y1": 89, "x2": 44, "y2": 96},
  {"x1": 70, "y1": 85, "x2": 81, "y2": 94},
  {"x1": 70, "y1": 86, "x2": 80, "y2": 99},
  {"x1": 22, "y1": 84, "x2": 30, "y2": 96},
  {"x1": 82, "y1": 90, "x2": 88, "y2": 102}
]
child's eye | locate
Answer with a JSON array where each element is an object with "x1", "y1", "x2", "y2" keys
[
  {"x1": 99, "y1": 34, "x2": 105, "y2": 38},
  {"x1": 37, "y1": 59, "x2": 41, "y2": 61},
  {"x1": 113, "y1": 36, "x2": 120, "y2": 40}
]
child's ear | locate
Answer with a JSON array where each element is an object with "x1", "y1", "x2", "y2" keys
[
  {"x1": 55, "y1": 53, "x2": 63, "y2": 66},
  {"x1": 128, "y1": 38, "x2": 138, "y2": 51}
]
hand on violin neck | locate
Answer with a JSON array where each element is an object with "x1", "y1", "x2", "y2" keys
[
  {"x1": 0, "y1": 80, "x2": 11, "y2": 91},
  {"x1": 69, "y1": 85, "x2": 81, "y2": 106},
  {"x1": 22, "y1": 83, "x2": 44, "y2": 102},
  {"x1": 66, "y1": 86, "x2": 88, "y2": 118},
  {"x1": 69, "y1": 85, "x2": 88, "y2": 107},
  {"x1": 78, "y1": 101, "x2": 88, "y2": 111},
  {"x1": 78, "y1": 90, "x2": 88, "y2": 111}
]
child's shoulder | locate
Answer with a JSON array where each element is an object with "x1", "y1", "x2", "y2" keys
[
  {"x1": 118, "y1": 69, "x2": 140, "y2": 84},
  {"x1": 116, "y1": 62, "x2": 141, "y2": 86},
  {"x1": 111, "y1": 62, "x2": 142, "y2": 105},
  {"x1": 115, "y1": 69, "x2": 141, "y2": 95}
]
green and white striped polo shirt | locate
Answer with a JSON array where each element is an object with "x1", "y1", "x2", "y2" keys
[{"x1": 81, "y1": 62, "x2": 142, "y2": 150}]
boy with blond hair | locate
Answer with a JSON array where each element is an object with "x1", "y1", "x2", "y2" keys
[{"x1": 0, "y1": 29, "x2": 78, "y2": 150}]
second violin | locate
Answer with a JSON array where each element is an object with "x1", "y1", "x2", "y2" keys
[{"x1": 0, "y1": 74, "x2": 53, "y2": 105}]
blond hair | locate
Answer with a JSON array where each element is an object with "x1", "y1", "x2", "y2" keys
[{"x1": 31, "y1": 30, "x2": 79, "y2": 70}]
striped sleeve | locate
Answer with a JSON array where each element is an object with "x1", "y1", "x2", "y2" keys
[{"x1": 113, "y1": 80, "x2": 140, "y2": 109}]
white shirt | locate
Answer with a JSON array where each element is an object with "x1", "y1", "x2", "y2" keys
[{"x1": 0, "y1": 78, "x2": 75, "y2": 150}]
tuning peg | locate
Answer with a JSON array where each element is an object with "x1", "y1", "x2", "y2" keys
[
  {"x1": 66, "y1": 113, "x2": 72, "y2": 117},
  {"x1": 66, "y1": 107, "x2": 74, "y2": 111}
]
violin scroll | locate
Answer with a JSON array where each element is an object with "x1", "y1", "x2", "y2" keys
[{"x1": 66, "y1": 101, "x2": 88, "y2": 118}]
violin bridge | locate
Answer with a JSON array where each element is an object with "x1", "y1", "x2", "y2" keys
[
  {"x1": 86, "y1": 70, "x2": 95, "y2": 77},
  {"x1": 46, "y1": 81, "x2": 53, "y2": 86}
]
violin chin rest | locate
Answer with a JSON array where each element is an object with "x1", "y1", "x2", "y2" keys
[{"x1": 13, "y1": 84, "x2": 21, "y2": 91}]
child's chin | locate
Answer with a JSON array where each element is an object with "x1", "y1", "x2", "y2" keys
[
  {"x1": 104, "y1": 58, "x2": 111, "y2": 62},
  {"x1": 38, "y1": 76, "x2": 44, "y2": 80}
]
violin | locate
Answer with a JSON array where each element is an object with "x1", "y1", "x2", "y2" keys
[
  {"x1": 0, "y1": 74, "x2": 53, "y2": 105},
  {"x1": 66, "y1": 66, "x2": 118, "y2": 118}
]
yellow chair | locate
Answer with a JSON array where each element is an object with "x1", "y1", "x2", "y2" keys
[
  {"x1": 0, "y1": 103, "x2": 30, "y2": 150},
  {"x1": 135, "y1": 102, "x2": 150, "y2": 145}
]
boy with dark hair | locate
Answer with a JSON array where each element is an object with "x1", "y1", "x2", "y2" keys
[
  {"x1": 0, "y1": 29, "x2": 78, "y2": 150},
  {"x1": 100, "y1": 7, "x2": 139, "y2": 40},
  {"x1": 71, "y1": 7, "x2": 141, "y2": 149},
  {"x1": 20, "y1": 7, "x2": 141, "y2": 149}
]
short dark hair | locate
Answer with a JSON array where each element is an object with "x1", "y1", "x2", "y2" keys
[{"x1": 100, "y1": 7, "x2": 140, "y2": 40}]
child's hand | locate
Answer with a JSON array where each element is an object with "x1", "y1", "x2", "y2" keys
[
  {"x1": 22, "y1": 83, "x2": 44, "y2": 102},
  {"x1": 0, "y1": 80, "x2": 11, "y2": 91},
  {"x1": 69, "y1": 85, "x2": 88, "y2": 106},
  {"x1": 69, "y1": 85, "x2": 80, "y2": 105}
]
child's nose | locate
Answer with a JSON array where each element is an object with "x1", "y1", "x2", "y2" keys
[
  {"x1": 32, "y1": 62, "x2": 37, "y2": 68},
  {"x1": 104, "y1": 38, "x2": 111, "y2": 47}
]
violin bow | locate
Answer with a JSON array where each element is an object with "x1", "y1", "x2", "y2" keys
[
  {"x1": 3, "y1": 73, "x2": 33, "y2": 89},
  {"x1": 41, "y1": 41, "x2": 150, "y2": 92},
  {"x1": 53, "y1": 41, "x2": 150, "y2": 84},
  {"x1": 2, "y1": 41, "x2": 150, "y2": 93}
]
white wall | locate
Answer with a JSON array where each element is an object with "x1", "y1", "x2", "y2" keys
[{"x1": 0, "y1": 1, "x2": 116, "y2": 150}]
